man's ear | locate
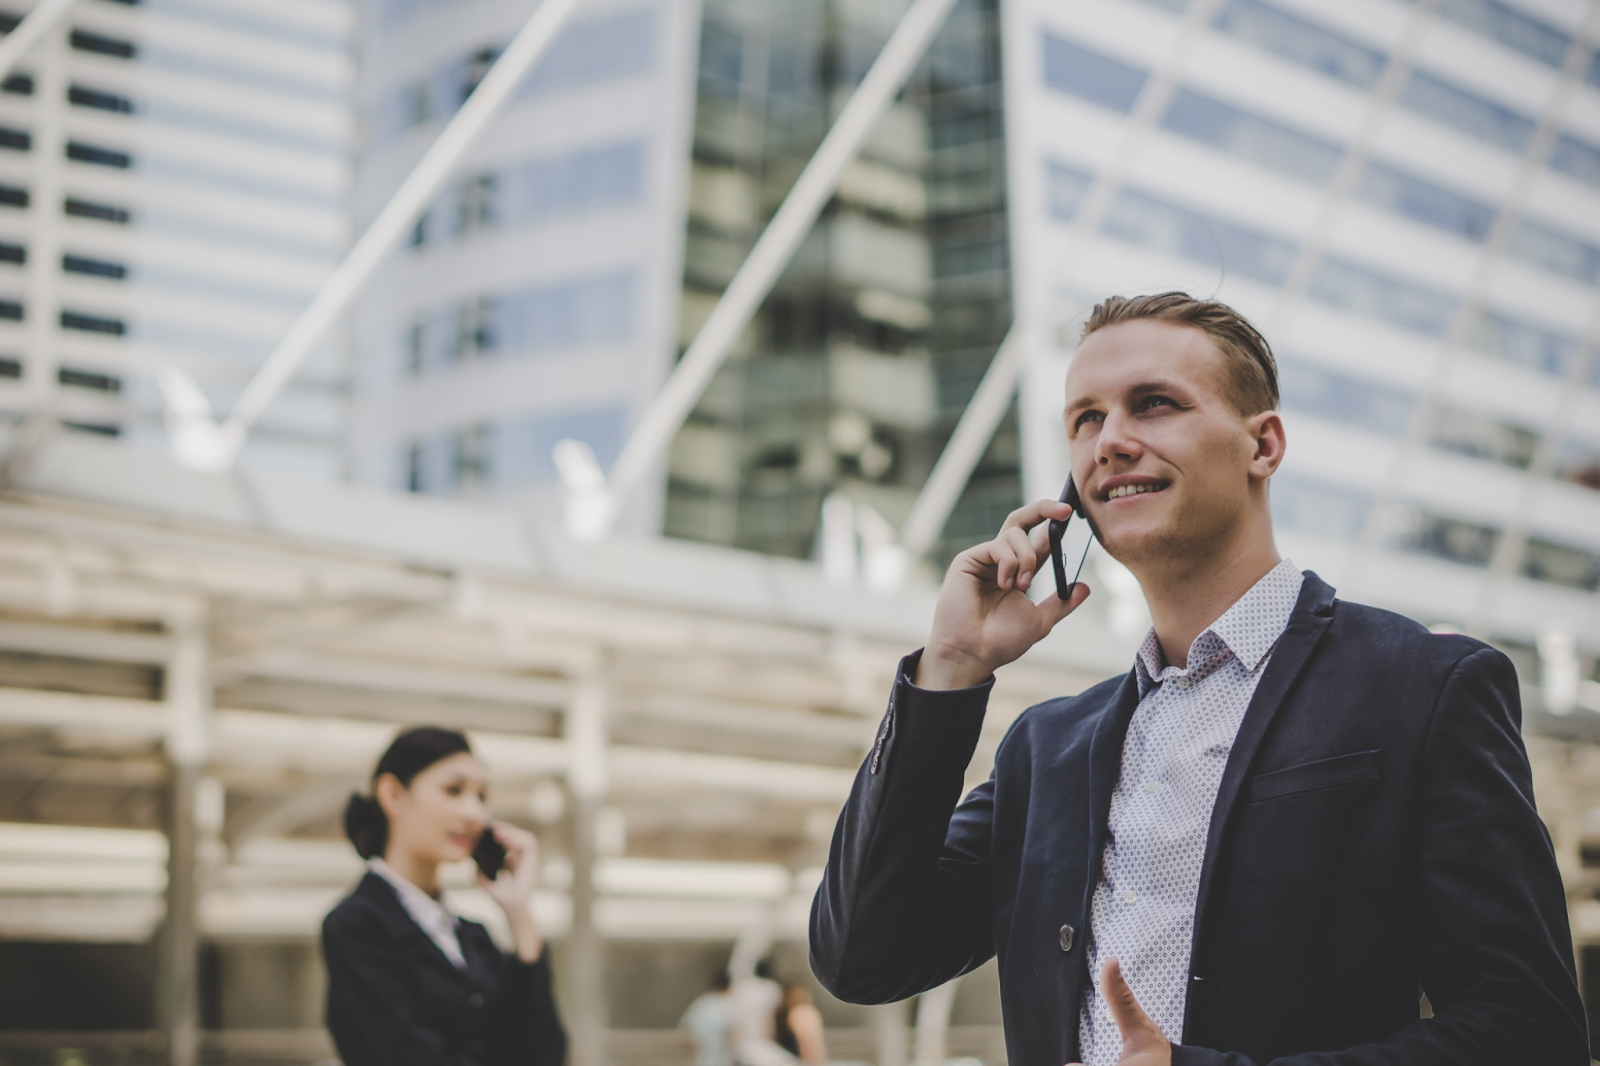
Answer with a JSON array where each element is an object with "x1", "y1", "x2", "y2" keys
[{"x1": 1246, "y1": 410, "x2": 1286, "y2": 481}]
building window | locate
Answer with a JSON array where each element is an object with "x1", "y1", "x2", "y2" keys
[
  {"x1": 0, "y1": 127, "x2": 31, "y2": 152},
  {"x1": 1270, "y1": 475, "x2": 1373, "y2": 540},
  {"x1": 1308, "y1": 257, "x2": 1457, "y2": 336},
  {"x1": 66, "y1": 142, "x2": 132, "y2": 168},
  {"x1": 62, "y1": 421, "x2": 120, "y2": 437},
  {"x1": 1041, "y1": 33, "x2": 1147, "y2": 113},
  {"x1": 452, "y1": 423, "x2": 494, "y2": 489},
  {"x1": 1558, "y1": 441, "x2": 1600, "y2": 491},
  {"x1": 1357, "y1": 161, "x2": 1496, "y2": 241},
  {"x1": 457, "y1": 174, "x2": 497, "y2": 236},
  {"x1": 1465, "y1": 309, "x2": 1578, "y2": 377},
  {"x1": 1551, "y1": 134, "x2": 1600, "y2": 189},
  {"x1": 0, "y1": 243, "x2": 23, "y2": 264},
  {"x1": 1279, "y1": 360, "x2": 1415, "y2": 434},
  {"x1": 68, "y1": 85, "x2": 135, "y2": 113},
  {"x1": 1401, "y1": 70, "x2": 1535, "y2": 153},
  {"x1": 62, "y1": 255, "x2": 127, "y2": 279},
  {"x1": 2, "y1": 73, "x2": 33, "y2": 96},
  {"x1": 69, "y1": 30, "x2": 136, "y2": 59},
  {"x1": 64, "y1": 198, "x2": 129, "y2": 224},
  {"x1": 0, "y1": 358, "x2": 19, "y2": 378},
  {"x1": 1510, "y1": 221, "x2": 1600, "y2": 284},
  {"x1": 1522, "y1": 539, "x2": 1600, "y2": 591},
  {"x1": 0, "y1": 300, "x2": 22, "y2": 320},
  {"x1": 1161, "y1": 88, "x2": 1342, "y2": 184},
  {"x1": 1212, "y1": 0, "x2": 1385, "y2": 89},
  {"x1": 1044, "y1": 159, "x2": 1092, "y2": 220},
  {"x1": 1102, "y1": 186, "x2": 1298, "y2": 285},
  {"x1": 1437, "y1": 0, "x2": 1570, "y2": 69},
  {"x1": 1393, "y1": 508, "x2": 1500, "y2": 566},
  {"x1": 59, "y1": 310, "x2": 125, "y2": 335},
  {"x1": 457, "y1": 47, "x2": 499, "y2": 105},
  {"x1": 407, "y1": 273, "x2": 638, "y2": 374},
  {"x1": 512, "y1": 140, "x2": 644, "y2": 222},
  {"x1": 57, "y1": 367, "x2": 121, "y2": 392},
  {"x1": 1429, "y1": 407, "x2": 1538, "y2": 468},
  {"x1": 0, "y1": 184, "x2": 26, "y2": 208},
  {"x1": 520, "y1": 9, "x2": 654, "y2": 94}
]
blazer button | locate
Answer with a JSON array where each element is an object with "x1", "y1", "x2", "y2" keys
[
  {"x1": 468, "y1": 993, "x2": 485, "y2": 1008},
  {"x1": 1059, "y1": 924, "x2": 1075, "y2": 952},
  {"x1": 469, "y1": 1040, "x2": 486, "y2": 1055}
]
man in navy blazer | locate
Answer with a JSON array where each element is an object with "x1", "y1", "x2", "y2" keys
[{"x1": 809, "y1": 294, "x2": 1587, "y2": 1065}]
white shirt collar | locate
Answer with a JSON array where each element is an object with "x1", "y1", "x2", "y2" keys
[
  {"x1": 1133, "y1": 559, "x2": 1304, "y2": 696},
  {"x1": 368, "y1": 856, "x2": 467, "y2": 969}
]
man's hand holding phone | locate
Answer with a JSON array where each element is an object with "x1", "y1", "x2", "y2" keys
[{"x1": 915, "y1": 498, "x2": 1091, "y2": 691}]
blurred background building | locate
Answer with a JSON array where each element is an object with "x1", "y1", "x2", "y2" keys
[
  {"x1": 0, "y1": 0, "x2": 354, "y2": 478},
  {"x1": 1, "y1": 0, "x2": 1600, "y2": 1062}
]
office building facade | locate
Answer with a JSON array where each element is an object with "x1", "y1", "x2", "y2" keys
[
  {"x1": 355, "y1": 0, "x2": 1019, "y2": 559},
  {"x1": 1005, "y1": 0, "x2": 1600, "y2": 666},
  {"x1": 0, "y1": 0, "x2": 354, "y2": 478}
]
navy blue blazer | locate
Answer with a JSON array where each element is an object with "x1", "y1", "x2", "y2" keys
[
  {"x1": 323, "y1": 872, "x2": 566, "y2": 1066},
  {"x1": 810, "y1": 573, "x2": 1587, "y2": 1064}
]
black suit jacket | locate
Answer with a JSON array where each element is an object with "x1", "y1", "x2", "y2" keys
[
  {"x1": 323, "y1": 872, "x2": 566, "y2": 1066},
  {"x1": 810, "y1": 573, "x2": 1587, "y2": 1064}
]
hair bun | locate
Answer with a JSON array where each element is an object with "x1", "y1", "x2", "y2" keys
[{"x1": 344, "y1": 792, "x2": 388, "y2": 859}]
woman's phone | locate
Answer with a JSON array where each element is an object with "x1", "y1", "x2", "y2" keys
[{"x1": 473, "y1": 826, "x2": 507, "y2": 880}]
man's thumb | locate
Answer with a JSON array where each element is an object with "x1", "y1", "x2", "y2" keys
[{"x1": 1101, "y1": 959, "x2": 1164, "y2": 1047}]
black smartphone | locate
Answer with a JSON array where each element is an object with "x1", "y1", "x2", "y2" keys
[
  {"x1": 473, "y1": 826, "x2": 507, "y2": 880},
  {"x1": 1047, "y1": 476, "x2": 1093, "y2": 601}
]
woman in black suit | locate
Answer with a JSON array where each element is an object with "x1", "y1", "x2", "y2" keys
[{"x1": 323, "y1": 727, "x2": 566, "y2": 1066}]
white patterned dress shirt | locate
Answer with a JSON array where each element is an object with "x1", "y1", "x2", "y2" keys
[
  {"x1": 1077, "y1": 560, "x2": 1304, "y2": 1064},
  {"x1": 369, "y1": 856, "x2": 467, "y2": 969}
]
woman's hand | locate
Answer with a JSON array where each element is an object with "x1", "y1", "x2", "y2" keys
[{"x1": 479, "y1": 823, "x2": 544, "y2": 962}]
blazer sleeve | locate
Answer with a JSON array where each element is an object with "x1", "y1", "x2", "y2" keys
[
  {"x1": 322, "y1": 901, "x2": 455, "y2": 1066},
  {"x1": 1172, "y1": 646, "x2": 1589, "y2": 1066},
  {"x1": 491, "y1": 951, "x2": 567, "y2": 1066},
  {"x1": 809, "y1": 651, "x2": 1001, "y2": 1004}
]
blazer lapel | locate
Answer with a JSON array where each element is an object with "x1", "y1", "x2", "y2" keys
[
  {"x1": 357, "y1": 873, "x2": 482, "y2": 988},
  {"x1": 1186, "y1": 573, "x2": 1336, "y2": 980},
  {"x1": 1080, "y1": 671, "x2": 1143, "y2": 928}
]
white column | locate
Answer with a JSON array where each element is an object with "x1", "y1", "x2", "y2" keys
[
  {"x1": 158, "y1": 612, "x2": 210, "y2": 1066},
  {"x1": 566, "y1": 661, "x2": 610, "y2": 1066}
]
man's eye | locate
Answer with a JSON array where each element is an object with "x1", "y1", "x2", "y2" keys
[
  {"x1": 1074, "y1": 411, "x2": 1103, "y2": 430},
  {"x1": 1140, "y1": 396, "x2": 1175, "y2": 411}
]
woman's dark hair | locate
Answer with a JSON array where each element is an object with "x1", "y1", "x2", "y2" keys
[{"x1": 344, "y1": 726, "x2": 473, "y2": 859}]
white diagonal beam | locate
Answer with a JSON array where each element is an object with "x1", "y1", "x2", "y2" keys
[
  {"x1": 170, "y1": 0, "x2": 586, "y2": 471},
  {"x1": 899, "y1": 0, "x2": 1224, "y2": 560},
  {"x1": 593, "y1": 0, "x2": 962, "y2": 533},
  {"x1": 0, "y1": 0, "x2": 77, "y2": 85}
]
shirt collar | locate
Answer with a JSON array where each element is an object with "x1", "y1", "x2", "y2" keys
[
  {"x1": 1133, "y1": 559, "x2": 1304, "y2": 697},
  {"x1": 368, "y1": 856, "x2": 456, "y2": 931}
]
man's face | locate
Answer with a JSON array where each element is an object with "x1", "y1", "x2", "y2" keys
[{"x1": 1063, "y1": 319, "x2": 1270, "y2": 571}]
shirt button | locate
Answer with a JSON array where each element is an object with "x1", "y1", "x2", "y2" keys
[
  {"x1": 1123, "y1": 889, "x2": 1138, "y2": 904},
  {"x1": 1175, "y1": 677, "x2": 1191, "y2": 689},
  {"x1": 468, "y1": 993, "x2": 485, "y2": 1008},
  {"x1": 1145, "y1": 780, "x2": 1159, "y2": 794},
  {"x1": 1059, "y1": 924, "x2": 1076, "y2": 952}
]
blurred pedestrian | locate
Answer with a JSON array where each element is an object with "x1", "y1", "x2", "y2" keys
[
  {"x1": 680, "y1": 971, "x2": 737, "y2": 1066},
  {"x1": 730, "y1": 958, "x2": 789, "y2": 1066},
  {"x1": 323, "y1": 726, "x2": 566, "y2": 1066},
  {"x1": 778, "y1": 985, "x2": 826, "y2": 1066}
]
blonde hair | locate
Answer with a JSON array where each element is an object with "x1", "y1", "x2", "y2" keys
[{"x1": 1082, "y1": 292, "x2": 1279, "y2": 415}]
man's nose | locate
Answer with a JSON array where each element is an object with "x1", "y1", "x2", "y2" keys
[{"x1": 1094, "y1": 409, "x2": 1141, "y2": 465}]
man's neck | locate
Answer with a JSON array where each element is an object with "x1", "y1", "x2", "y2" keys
[{"x1": 1139, "y1": 541, "x2": 1283, "y2": 669}]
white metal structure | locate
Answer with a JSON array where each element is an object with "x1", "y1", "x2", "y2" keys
[{"x1": 160, "y1": 0, "x2": 587, "y2": 473}]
